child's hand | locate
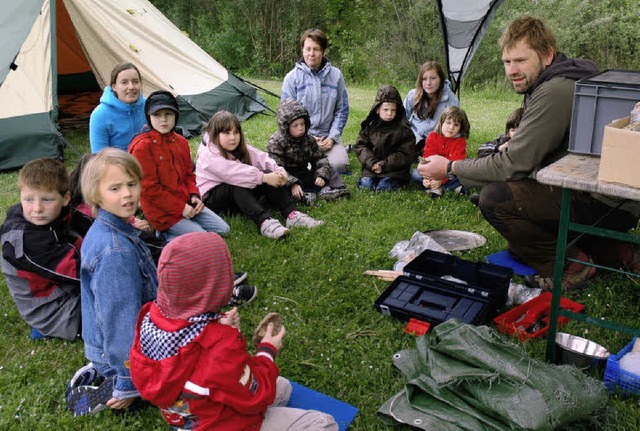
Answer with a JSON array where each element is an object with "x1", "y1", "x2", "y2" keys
[
  {"x1": 422, "y1": 178, "x2": 430, "y2": 189},
  {"x1": 315, "y1": 177, "x2": 326, "y2": 188},
  {"x1": 132, "y1": 216, "x2": 152, "y2": 232},
  {"x1": 263, "y1": 172, "x2": 287, "y2": 187},
  {"x1": 106, "y1": 396, "x2": 135, "y2": 410},
  {"x1": 291, "y1": 184, "x2": 303, "y2": 199},
  {"x1": 261, "y1": 323, "x2": 285, "y2": 351},
  {"x1": 220, "y1": 307, "x2": 240, "y2": 329},
  {"x1": 190, "y1": 196, "x2": 204, "y2": 214},
  {"x1": 182, "y1": 203, "x2": 196, "y2": 219},
  {"x1": 426, "y1": 179, "x2": 442, "y2": 189}
]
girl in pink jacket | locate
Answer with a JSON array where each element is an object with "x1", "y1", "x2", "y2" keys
[{"x1": 195, "y1": 111, "x2": 323, "y2": 239}]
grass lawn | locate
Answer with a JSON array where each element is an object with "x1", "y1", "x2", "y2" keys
[{"x1": 1, "y1": 80, "x2": 639, "y2": 430}]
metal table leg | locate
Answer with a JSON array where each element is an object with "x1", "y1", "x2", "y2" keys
[{"x1": 545, "y1": 187, "x2": 572, "y2": 362}]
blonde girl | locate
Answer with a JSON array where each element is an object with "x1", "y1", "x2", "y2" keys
[{"x1": 66, "y1": 148, "x2": 157, "y2": 416}]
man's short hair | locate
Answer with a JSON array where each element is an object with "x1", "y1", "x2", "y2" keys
[
  {"x1": 499, "y1": 16, "x2": 557, "y2": 60},
  {"x1": 17, "y1": 158, "x2": 69, "y2": 196},
  {"x1": 301, "y1": 29, "x2": 328, "y2": 51}
]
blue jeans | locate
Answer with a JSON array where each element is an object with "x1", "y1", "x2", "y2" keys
[
  {"x1": 410, "y1": 168, "x2": 466, "y2": 194},
  {"x1": 93, "y1": 360, "x2": 138, "y2": 400},
  {"x1": 357, "y1": 176, "x2": 399, "y2": 192},
  {"x1": 159, "y1": 207, "x2": 230, "y2": 242}
]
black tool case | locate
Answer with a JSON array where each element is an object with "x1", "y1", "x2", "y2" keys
[{"x1": 374, "y1": 250, "x2": 513, "y2": 325}]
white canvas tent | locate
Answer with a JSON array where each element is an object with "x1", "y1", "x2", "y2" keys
[
  {"x1": 437, "y1": 0, "x2": 505, "y2": 93},
  {"x1": 0, "y1": 0, "x2": 267, "y2": 171}
]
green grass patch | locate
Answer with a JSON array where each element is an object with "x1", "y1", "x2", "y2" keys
[{"x1": 0, "y1": 81, "x2": 638, "y2": 430}]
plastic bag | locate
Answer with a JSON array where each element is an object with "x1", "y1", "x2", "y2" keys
[
  {"x1": 389, "y1": 231, "x2": 450, "y2": 264},
  {"x1": 506, "y1": 281, "x2": 542, "y2": 306}
]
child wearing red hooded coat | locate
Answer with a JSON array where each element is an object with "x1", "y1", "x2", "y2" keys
[{"x1": 129, "y1": 232, "x2": 337, "y2": 430}]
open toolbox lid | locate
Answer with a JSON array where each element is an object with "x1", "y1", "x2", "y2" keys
[{"x1": 403, "y1": 250, "x2": 513, "y2": 308}]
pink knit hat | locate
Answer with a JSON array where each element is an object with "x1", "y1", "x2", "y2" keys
[{"x1": 156, "y1": 232, "x2": 234, "y2": 320}]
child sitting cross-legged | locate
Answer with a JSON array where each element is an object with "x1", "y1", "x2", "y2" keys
[
  {"x1": 267, "y1": 98, "x2": 350, "y2": 205},
  {"x1": 196, "y1": 110, "x2": 324, "y2": 239},
  {"x1": 129, "y1": 232, "x2": 339, "y2": 430},
  {"x1": 412, "y1": 106, "x2": 470, "y2": 198},
  {"x1": 0, "y1": 158, "x2": 92, "y2": 341},
  {"x1": 354, "y1": 85, "x2": 416, "y2": 192}
]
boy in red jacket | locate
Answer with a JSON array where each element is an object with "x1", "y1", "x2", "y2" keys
[
  {"x1": 128, "y1": 91, "x2": 230, "y2": 241},
  {"x1": 129, "y1": 232, "x2": 337, "y2": 430}
]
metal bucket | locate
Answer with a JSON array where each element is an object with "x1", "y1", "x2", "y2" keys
[{"x1": 555, "y1": 332, "x2": 610, "y2": 370}]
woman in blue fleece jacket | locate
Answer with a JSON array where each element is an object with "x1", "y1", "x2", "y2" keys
[{"x1": 89, "y1": 63, "x2": 146, "y2": 153}]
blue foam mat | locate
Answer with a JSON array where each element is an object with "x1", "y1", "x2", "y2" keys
[
  {"x1": 486, "y1": 250, "x2": 537, "y2": 276},
  {"x1": 287, "y1": 381, "x2": 358, "y2": 431}
]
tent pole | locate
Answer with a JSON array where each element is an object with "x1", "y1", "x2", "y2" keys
[
  {"x1": 50, "y1": 0, "x2": 81, "y2": 158},
  {"x1": 50, "y1": 0, "x2": 58, "y2": 122}
]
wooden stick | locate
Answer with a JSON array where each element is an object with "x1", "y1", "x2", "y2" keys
[{"x1": 363, "y1": 270, "x2": 403, "y2": 282}]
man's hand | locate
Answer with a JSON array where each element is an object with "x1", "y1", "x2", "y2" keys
[
  {"x1": 372, "y1": 162, "x2": 382, "y2": 174},
  {"x1": 418, "y1": 155, "x2": 448, "y2": 181}
]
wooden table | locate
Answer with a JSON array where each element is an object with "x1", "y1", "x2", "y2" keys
[{"x1": 535, "y1": 153, "x2": 640, "y2": 362}]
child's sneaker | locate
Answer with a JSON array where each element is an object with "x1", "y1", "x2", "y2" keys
[
  {"x1": 260, "y1": 218, "x2": 290, "y2": 239},
  {"x1": 66, "y1": 376, "x2": 114, "y2": 417},
  {"x1": 66, "y1": 363, "x2": 98, "y2": 397},
  {"x1": 234, "y1": 271, "x2": 248, "y2": 286},
  {"x1": 302, "y1": 192, "x2": 317, "y2": 206},
  {"x1": 318, "y1": 187, "x2": 351, "y2": 201},
  {"x1": 429, "y1": 187, "x2": 443, "y2": 199},
  {"x1": 286, "y1": 211, "x2": 324, "y2": 229},
  {"x1": 228, "y1": 284, "x2": 258, "y2": 307}
]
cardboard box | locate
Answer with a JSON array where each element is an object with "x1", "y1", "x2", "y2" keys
[{"x1": 598, "y1": 117, "x2": 640, "y2": 188}]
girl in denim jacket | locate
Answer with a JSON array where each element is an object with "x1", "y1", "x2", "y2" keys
[{"x1": 66, "y1": 148, "x2": 158, "y2": 416}]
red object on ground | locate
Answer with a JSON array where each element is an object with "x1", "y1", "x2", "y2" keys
[
  {"x1": 405, "y1": 318, "x2": 431, "y2": 336},
  {"x1": 493, "y1": 292, "x2": 584, "y2": 341}
]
